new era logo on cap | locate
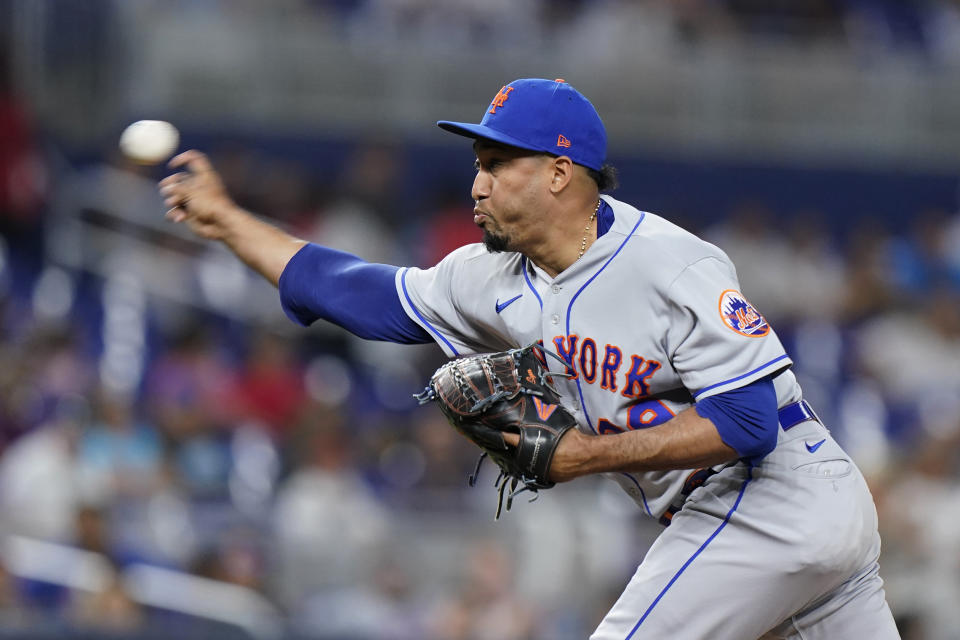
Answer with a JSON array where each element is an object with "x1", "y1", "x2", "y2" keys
[{"x1": 436, "y1": 78, "x2": 607, "y2": 171}]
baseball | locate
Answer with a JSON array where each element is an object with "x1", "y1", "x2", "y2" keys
[{"x1": 119, "y1": 120, "x2": 180, "y2": 165}]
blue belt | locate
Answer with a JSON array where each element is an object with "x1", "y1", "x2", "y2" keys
[
  {"x1": 659, "y1": 400, "x2": 820, "y2": 526},
  {"x1": 778, "y1": 400, "x2": 820, "y2": 431}
]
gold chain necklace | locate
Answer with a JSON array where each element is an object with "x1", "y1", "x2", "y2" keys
[{"x1": 578, "y1": 200, "x2": 602, "y2": 260}]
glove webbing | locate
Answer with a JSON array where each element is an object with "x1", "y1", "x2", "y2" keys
[{"x1": 469, "y1": 451, "x2": 540, "y2": 520}]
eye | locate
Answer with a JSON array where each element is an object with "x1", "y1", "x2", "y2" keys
[{"x1": 474, "y1": 156, "x2": 504, "y2": 172}]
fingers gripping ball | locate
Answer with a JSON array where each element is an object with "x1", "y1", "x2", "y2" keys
[
  {"x1": 417, "y1": 345, "x2": 578, "y2": 518},
  {"x1": 119, "y1": 120, "x2": 180, "y2": 165}
]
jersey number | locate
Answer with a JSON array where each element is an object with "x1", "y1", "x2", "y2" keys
[{"x1": 597, "y1": 399, "x2": 675, "y2": 435}]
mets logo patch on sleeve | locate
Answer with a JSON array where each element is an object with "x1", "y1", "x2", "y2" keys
[{"x1": 718, "y1": 289, "x2": 770, "y2": 337}]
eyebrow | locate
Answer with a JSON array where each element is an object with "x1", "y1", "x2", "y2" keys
[{"x1": 473, "y1": 139, "x2": 514, "y2": 154}]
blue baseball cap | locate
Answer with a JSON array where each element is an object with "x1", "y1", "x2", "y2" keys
[{"x1": 437, "y1": 78, "x2": 607, "y2": 171}]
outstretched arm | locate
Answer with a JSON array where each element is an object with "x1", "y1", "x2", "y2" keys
[
  {"x1": 159, "y1": 150, "x2": 431, "y2": 344},
  {"x1": 159, "y1": 150, "x2": 306, "y2": 286}
]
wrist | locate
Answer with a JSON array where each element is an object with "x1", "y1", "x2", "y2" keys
[
  {"x1": 549, "y1": 428, "x2": 596, "y2": 483},
  {"x1": 218, "y1": 204, "x2": 253, "y2": 244}
]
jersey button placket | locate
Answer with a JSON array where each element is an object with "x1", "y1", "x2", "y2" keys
[{"x1": 550, "y1": 286, "x2": 562, "y2": 324}]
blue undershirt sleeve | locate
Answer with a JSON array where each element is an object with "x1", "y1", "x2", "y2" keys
[
  {"x1": 278, "y1": 243, "x2": 432, "y2": 344},
  {"x1": 694, "y1": 376, "x2": 778, "y2": 462}
]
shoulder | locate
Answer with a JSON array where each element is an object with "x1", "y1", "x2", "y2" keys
[
  {"x1": 602, "y1": 196, "x2": 734, "y2": 280},
  {"x1": 429, "y1": 243, "x2": 524, "y2": 275},
  {"x1": 440, "y1": 242, "x2": 498, "y2": 263},
  {"x1": 401, "y1": 243, "x2": 525, "y2": 293}
]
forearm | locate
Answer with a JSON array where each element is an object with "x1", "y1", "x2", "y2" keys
[
  {"x1": 550, "y1": 408, "x2": 737, "y2": 482},
  {"x1": 160, "y1": 150, "x2": 307, "y2": 287},
  {"x1": 218, "y1": 206, "x2": 306, "y2": 287}
]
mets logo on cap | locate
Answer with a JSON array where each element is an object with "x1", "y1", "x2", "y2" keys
[{"x1": 718, "y1": 289, "x2": 770, "y2": 337}]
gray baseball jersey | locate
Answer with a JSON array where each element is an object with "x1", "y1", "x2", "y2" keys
[{"x1": 396, "y1": 195, "x2": 899, "y2": 639}]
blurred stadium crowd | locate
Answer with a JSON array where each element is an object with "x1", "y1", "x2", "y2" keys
[{"x1": 2, "y1": 2, "x2": 960, "y2": 640}]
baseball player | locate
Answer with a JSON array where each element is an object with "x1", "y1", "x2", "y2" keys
[{"x1": 160, "y1": 78, "x2": 900, "y2": 639}]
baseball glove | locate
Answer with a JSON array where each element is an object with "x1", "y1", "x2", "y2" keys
[{"x1": 416, "y1": 344, "x2": 578, "y2": 518}]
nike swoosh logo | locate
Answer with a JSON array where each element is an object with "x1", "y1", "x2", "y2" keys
[
  {"x1": 805, "y1": 439, "x2": 826, "y2": 453},
  {"x1": 495, "y1": 294, "x2": 523, "y2": 314}
]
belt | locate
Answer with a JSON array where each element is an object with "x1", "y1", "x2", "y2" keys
[
  {"x1": 777, "y1": 399, "x2": 820, "y2": 431},
  {"x1": 659, "y1": 400, "x2": 821, "y2": 526}
]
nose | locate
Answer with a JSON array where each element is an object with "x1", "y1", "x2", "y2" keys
[{"x1": 471, "y1": 169, "x2": 490, "y2": 202}]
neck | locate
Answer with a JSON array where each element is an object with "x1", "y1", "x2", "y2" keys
[{"x1": 527, "y1": 197, "x2": 602, "y2": 278}]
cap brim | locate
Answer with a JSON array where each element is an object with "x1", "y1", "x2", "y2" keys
[{"x1": 437, "y1": 121, "x2": 550, "y2": 155}]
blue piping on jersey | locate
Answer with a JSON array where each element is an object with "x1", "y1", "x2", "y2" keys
[
  {"x1": 400, "y1": 268, "x2": 460, "y2": 357},
  {"x1": 692, "y1": 354, "x2": 790, "y2": 399},
  {"x1": 625, "y1": 466, "x2": 754, "y2": 639},
  {"x1": 618, "y1": 472, "x2": 652, "y2": 516},
  {"x1": 565, "y1": 213, "x2": 646, "y2": 435},
  {"x1": 561, "y1": 213, "x2": 649, "y2": 515},
  {"x1": 521, "y1": 256, "x2": 543, "y2": 310}
]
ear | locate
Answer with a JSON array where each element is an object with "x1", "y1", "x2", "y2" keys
[{"x1": 549, "y1": 156, "x2": 575, "y2": 194}]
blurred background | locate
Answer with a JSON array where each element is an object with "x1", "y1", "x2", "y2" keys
[{"x1": 1, "y1": 0, "x2": 960, "y2": 638}]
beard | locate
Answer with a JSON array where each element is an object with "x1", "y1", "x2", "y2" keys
[{"x1": 482, "y1": 229, "x2": 511, "y2": 253}]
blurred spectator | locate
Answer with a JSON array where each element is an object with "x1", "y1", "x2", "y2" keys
[
  {"x1": 886, "y1": 208, "x2": 956, "y2": 298},
  {"x1": 70, "y1": 573, "x2": 145, "y2": 633},
  {"x1": 189, "y1": 525, "x2": 267, "y2": 594},
  {"x1": 227, "y1": 329, "x2": 307, "y2": 439},
  {"x1": 0, "y1": 51, "x2": 47, "y2": 237},
  {"x1": 75, "y1": 387, "x2": 164, "y2": 504},
  {"x1": 875, "y1": 427, "x2": 960, "y2": 640},
  {"x1": 71, "y1": 504, "x2": 145, "y2": 568},
  {"x1": 272, "y1": 411, "x2": 389, "y2": 608},
  {"x1": 854, "y1": 286, "x2": 960, "y2": 441},
  {"x1": 779, "y1": 213, "x2": 847, "y2": 324},
  {"x1": 0, "y1": 395, "x2": 85, "y2": 542},
  {"x1": 0, "y1": 562, "x2": 31, "y2": 627},
  {"x1": 66, "y1": 504, "x2": 160, "y2": 626},
  {"x1": 426, "y1": 541, "x2": 536, "y2": 640},
  {"x1": 145, "y1": 324, "x2": 234, "y2": 500},
  {"x1": 839, "y1": 223, "x2": 897, "y2": 324},
  {"x1": 0, "y1": 325, "x2": 93, "y2": 453},
  {"x1": 294, "y1": 554, "x2": 426, "y2": 640},
  {"x1": 946, "y1": 205, "x2": 960, "y2": 285}
]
